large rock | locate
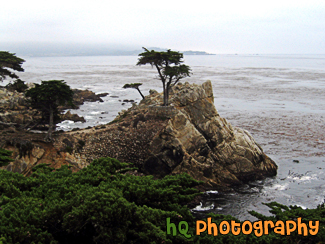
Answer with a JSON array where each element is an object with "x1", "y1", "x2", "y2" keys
[
  {"x1": 1, "y1": 81, "x2": 277, "y2": 190},
  {"x1": 138, "y1": 81, "x2": 277, "y2": 187}
]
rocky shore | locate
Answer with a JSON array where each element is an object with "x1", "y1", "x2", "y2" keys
[
  {"x1": 0, "y1": 81, "x2": 277, "y2": 190},
  {"x1": 0, "y1": 86, "x2": 106, "y2": 130}
]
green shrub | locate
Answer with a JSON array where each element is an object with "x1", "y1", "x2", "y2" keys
[
  {"x1": 5, "y1": 79, "x2": 28, "y2": 93},
  {"x1": 0, "y1": 157, "x2": 324, "y2": 243},
  {"x1": 0, "y1": 148, "x2": 13, "y2": 167},
  {"x1": 0, "y1": 157, "x2": 201, "y2": 243}
]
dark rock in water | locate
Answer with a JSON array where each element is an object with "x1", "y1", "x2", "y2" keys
[
  {"x1": 60, "y1": 111, "x2": 86, "y2": 123},
  {"x1": 110, "y1": 95, "x2": 119, "y2": 98},
  {"x1": 68, "y1": 89, "x2": 104, "y2": 108},
  {"x1": 97, "y1": 92, "x2": 109, "y2": 97},
  {"x1": 60, "y1": 89, "x2": 104, "y2": 110},
  {"x1": 123, "y1": 99, "x2": 135, "y2": 103},
  {"x1": 293, "y1": 160, "x2": 300, "y2": 163},
  {"x1": 1, "y1": 81, "x2": 277, "y2": 190}
]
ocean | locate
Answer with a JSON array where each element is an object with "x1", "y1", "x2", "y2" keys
[{"x1": 10, "y1": 54, "x2": 325, "y2": 220}]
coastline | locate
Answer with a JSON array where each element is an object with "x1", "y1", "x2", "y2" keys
[{"x1": 2, "y1": 54, "x2": 324, "y2": 220}]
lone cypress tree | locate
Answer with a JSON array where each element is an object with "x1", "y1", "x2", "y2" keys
[
  {"x1": 25, "y1": 80, "x2": 74, "y2": 141},
  {"x1": 137, "y1": 48, "x2": 191, "y2": 106}
]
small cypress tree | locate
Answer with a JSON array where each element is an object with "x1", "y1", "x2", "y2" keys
[
  {"x1": 123, "y1": 83, "x2": 145, "y2": 99},
  {"x1": 25, "y1": 80, "x2": 74, "y2": 141}
]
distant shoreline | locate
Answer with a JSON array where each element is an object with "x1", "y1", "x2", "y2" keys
[
  {"x1": 18, "y1": 51, "x2": 216, "y2": 58},
  {"x1": 2, "y1": 44, "x2": 215, "y2": 57}
]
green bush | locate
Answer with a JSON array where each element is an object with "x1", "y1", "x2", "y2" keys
[
  {"x1": 0, "y1": 148, "x2": 13, "y2": 167},
  {"x1": 5, "y1": 79, "x2": 28, "y2": 93},
  {"x1": 0, "y1": 157, "x2": 200, "y2": 243},
  {"x1": 0, "y1": 157, "x2": 324, "y2": 243}
]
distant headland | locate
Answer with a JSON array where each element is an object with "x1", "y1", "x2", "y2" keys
[{"x1": 1, "y1": 43, "x2": 215, "y2": 57}]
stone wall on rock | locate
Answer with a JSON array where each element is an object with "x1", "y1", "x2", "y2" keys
[{"x1": 147, "y1": 105, "x2": 178, "y2": 118}]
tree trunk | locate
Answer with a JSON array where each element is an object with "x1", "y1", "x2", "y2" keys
[
  {"x1": 162, "y1": 81, "x2": 168, "y2": 106},
  {"x1": 46, "y1": 108, "x2": 54, "y2": 141},
  {"x1": 136, "y1": 88, "x2": 145, "y2": 99},
  {"x1": 165, "y1": 86, "x2": 169, "y2": 106}
]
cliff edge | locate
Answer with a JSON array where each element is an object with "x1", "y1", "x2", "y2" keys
[{"x1": 1, "y1": 81, "x2": 277, "y2": 189}]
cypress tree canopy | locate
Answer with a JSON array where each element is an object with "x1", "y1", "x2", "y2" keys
[{"x1": 0, "y1": 51, "x2": 25, "y2": 82}]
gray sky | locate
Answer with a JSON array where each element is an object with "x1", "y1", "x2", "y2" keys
[{"x1": 1, "y1": 0, "x2": 325, "y2": 54}]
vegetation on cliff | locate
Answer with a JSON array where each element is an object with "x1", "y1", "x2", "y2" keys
[
  {"x1": 0, "y1": 157, "x2": 323, "y2": 243},
  {"x1": 0, "y1": 148, "x2": 13, "y2": 167},
  {"x1": 5, "y1": 79, "x2": 28, "y2": 93}
]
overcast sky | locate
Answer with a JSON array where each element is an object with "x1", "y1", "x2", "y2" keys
[{"x1": 1, "y1": 0, "x2": 325, "y2": 54}]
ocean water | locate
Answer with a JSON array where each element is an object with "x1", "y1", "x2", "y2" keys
[{"x1": 11, "y1": 54, "x2": 325, "y2": 220}]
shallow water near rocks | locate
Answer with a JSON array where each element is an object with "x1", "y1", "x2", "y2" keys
[{"x1": 10, "y1": 54, "x2": 325, "y2": 220}]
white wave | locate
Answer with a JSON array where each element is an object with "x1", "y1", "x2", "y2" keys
[
  {"x1": 191, "y1": 202, "x2": 215, "y2": 211},
  {"x1": 205, "y1": 190, "x2": 218, "y2": 194},
  {"x1": 268, "y1": 183, "x2": 289, "y2": 191},
  {"x1": 90, "y1": 111, "x2": 103, "y2": 115},
  {"x1": 59, "y1": 120, "x2": 75, "y2": 124},
  {"x1": 287, "y1": 174, "x2": 318, "y2": 182}
]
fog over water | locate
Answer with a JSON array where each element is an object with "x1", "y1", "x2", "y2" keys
[{"x1": 10, "y1": 54, "x2": 325, "y2": 220}]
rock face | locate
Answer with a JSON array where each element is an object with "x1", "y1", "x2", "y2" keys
[
  {"x1": 0, "y1": 87, "x2": 104, "y2": 129},
  {"x1": 137, "y1": 81, "x2": 277, "y2": 187},
  {"x1": 1, "y1": 81, "x2": 277, "y2": 190},
  {"x1": 0, "y1": 88, "x2": 38, "y2": 129}
]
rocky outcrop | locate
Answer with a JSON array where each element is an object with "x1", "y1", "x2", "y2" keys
[
  {"x1": 0, "y1": 88, "x2": 39, "y2": 129},
  {"x1": 1, "y1": 81, "x2": 277, "y2": 190},
  {"x1": 0, "y1": 87, "x2": 106, "y2": 129},
  {"x1": 60, "y1": 111, "x2": 86, "y2": 123},
  {"x1": 60, "y1": 89, "x2": 107, "y2": 109},
  {"x1": 135, "y1": 81, "x2": 277, "y2": 187}
]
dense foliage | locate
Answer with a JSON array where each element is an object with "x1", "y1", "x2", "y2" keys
[
  {"x1": 0, "y1": 157, "x2": 201, "y2": 243},
  {"x1": 0, "y1": 157, "x2": 324, "y2": 243},
  {"x1": 137, "y1": 48, "x2": 191, "y2": 106},
  {"x1": 5, "y1": 79, "x2": 28, "y2": 93},
  {"x1": 0, "y1": 148, "x2": 13, "y2": 167},
  {"x1": 25, "y1": 80, "x2": 74, "y2": 141},
  {"x1": 0, "y1": 51, "x2": 25, "y2": 82}
]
